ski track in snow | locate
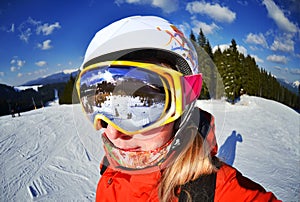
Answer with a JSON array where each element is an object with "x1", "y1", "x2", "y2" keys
[
  {"x1": 0, "y1": 105, "x2": 99, "y2": 201},
  {"x1": 0, "y1": 95, "x2": 299, "y2": 201}
]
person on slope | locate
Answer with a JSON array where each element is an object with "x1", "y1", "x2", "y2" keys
[{"x1": 76, "y1": 16, "x2": 281, "y2": 202}]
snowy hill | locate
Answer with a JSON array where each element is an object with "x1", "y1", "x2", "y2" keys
[
  {"x1": 14, "y1": 85, "x2": 43, "y2": 92},
  {"x1": 22, "y1": 69, "x2": 79, "y2": 86},
  {"x1": 0, "y1": 96, "x2": 299, "y2": 201}
]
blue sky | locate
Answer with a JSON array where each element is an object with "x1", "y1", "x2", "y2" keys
[{"x1": 0, "y1": 0, "x2": 299, "y2": 86}]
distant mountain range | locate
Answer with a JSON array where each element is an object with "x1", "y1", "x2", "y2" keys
[
  {"x1": 277, "y1": 78, "x2": 299, "y2": 95},
  {"x1": 0, "y1": 69, "x2": 79, "y2": 116},
  {"x1": 22, "y1": 69, "x2": 80, "y2": 86}
]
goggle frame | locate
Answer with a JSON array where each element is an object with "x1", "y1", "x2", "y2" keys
[{"x1": 76, "y1": 61, "x2": 202, "y2": 135}]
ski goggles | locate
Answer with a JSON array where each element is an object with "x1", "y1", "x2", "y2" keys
[{"x1": 76, "y1": 61, "x2": 202, "y2": 135}]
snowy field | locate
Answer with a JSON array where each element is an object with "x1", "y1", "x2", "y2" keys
[{"x1": 0, "y1": 95, "x2": 299, "y2": 201}]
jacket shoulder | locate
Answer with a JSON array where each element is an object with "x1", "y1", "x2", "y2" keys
[{"x1": 215, "y1": 164, "x2": 281, "y2": 201}]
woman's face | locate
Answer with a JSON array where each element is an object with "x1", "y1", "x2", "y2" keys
[{"x1": 103, "y1": 122, "x2": 175, "y2": 151}]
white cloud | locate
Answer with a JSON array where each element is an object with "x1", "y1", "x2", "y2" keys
[
  {"x1": 8, "y1": 24, "x2": 14, "y2": 33},
  {"x1": 27, "y1": 17, "x2": 40, "y2": 26},
  {"x1": 35, "y1": 61, "x2": 47, "y2": 67},
  {"x1": 186, "y1": 1, "x2": 236, "y2": 23},
  {"x1": 191, "y1": 19, "x2": 220, "y2": 35},
  {"x1": 272, "y1": 66, "x2": 282, "y2": 71},
  {"x1": 17, "y1": 73, "x2": 23, "y2": 77},
  {"x1": 18, "y1": 17, "x2": 61, "y2": 42},
  {"x1": 213, "y1": 44, "x2": 229, "y2": 53},
  {"x1": 10, "y1": 58, "x2": 25, "y2": 72},
  {"x1": 10, "y1": 66, "x2": 17, "y2": 72},
  {"x1": 262, "y1": 0, "x2": 298, "y2": 33},
  {"x1": 270, "y1": 35, "x2": 294, "y2": 52},
  {"x1": 19, "y1": 27, "x2": 32, "y2": 43},
  {"x1": 114, "y1": 0, "x2": 178, "y2": 13},
  {"x1": 38, "y1": 39, "x2": 52, "y2": 50},
  {"x1": 36, "y1": 22, "x2": 61, "y2": 36},
  {"x1": 245, "y1": 33, "x2": 268, "y2": 48},
  {"x1": 212, "y1": 44, "x2": 248, "y2": 56},
  {"x1": 237, "y1": 45, "x2": 248, "y2": 56},
  {"x1": 33, "y1": 68, "x2": 48, "y2": 75},
  {"x1": 17, "y1": 60, "x2": 25, "y2": 67},
  {"x1": 152, "y1": 0, "x2": 178, "y2": 13},
  {"x1": 26, "y1": 68, "x2": 48, "y2": 76},
  {"x1": 0, "y1": 24, "x2": 15, "y2": 33},
  {"x1": 267, "y1": 54, "x2": 288, "y2": 64},
  {"x1": 115, "y1": 0, "x2": 140, "y2": 5},
  {"x1": 237, "y1": 1, "x2": 248, "y2": 6},
  {"x1": 251, "y1": 54, "x2": 264, "y2": 63},
  {"x1": 290, "y1": 68, "x2": 300, "y2": 75},
  {"x1": 18, "y1": 17, "x2": 40, "y2": 42},
  {"x1": 272, "y1": 66, "x2": 300, "y2": 76},
  {"x1": 249, "y1": 45, "x2": 259, "y2": 51},
  {"x1": 0, "y1": 72, "x2": 4, "y2": 77}
]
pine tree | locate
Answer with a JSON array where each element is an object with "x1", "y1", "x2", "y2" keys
[
  {"x1": 230, "y1": 39, "x2": 238, "y2": 53},
  {"x1": 197, "y1": 29, "x2": 206, "y2": 48},
  {"x1": 212, "y1": 46, "x2": 226, "y2": 98},
  {"x1": 204, "y1": 40, "x2": 214, "y2": 60},
  {"x1": 199, "y1": 81, "x2": 210, "y2": 99},
  {"x1": 59, "y1": 75, "x2": 79, "y2": 104},
  {"x1": 191, "y1": 39, "x2": 224, "y2": 99},
  {"x1": 190, "y1": 30, "x2": 196, "y2": 42}
]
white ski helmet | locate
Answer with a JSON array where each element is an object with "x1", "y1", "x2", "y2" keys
[
  {"x1": 76, "y1": 15, "x2": 204, "y2": 173},
  {"x1": 81, "y1": 15, "x2": 199, "y2": 76}
]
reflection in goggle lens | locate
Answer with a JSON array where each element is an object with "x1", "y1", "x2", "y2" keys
[{"x1": 79, "y1": 66, "x2": 168, "y2": 132}]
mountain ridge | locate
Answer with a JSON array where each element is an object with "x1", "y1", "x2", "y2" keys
[{"x1": 22, "y1": 69, "x2": 79, "y2": 86}]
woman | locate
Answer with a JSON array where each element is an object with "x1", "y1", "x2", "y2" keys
[{"x1": 76, "y1": 16, "x2": 280, "y2": 202}]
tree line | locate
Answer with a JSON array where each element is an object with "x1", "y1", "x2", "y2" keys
[
  {"x1": 0, "y1": 83, "x2": 66, "y2": 116},
  {"x1": 59, "y1": 75, "x2": 79, "y2": 105},
  {"x1": 190, "y1": 29, "x2": 300, "y2": 110},
  {"x1": 0, "y1": 77, "x2": 80, "y2": 116}
]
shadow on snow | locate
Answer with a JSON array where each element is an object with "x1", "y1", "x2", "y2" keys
[{"x1": 217, "y1": 130, "x2": 243, "y2": 166}]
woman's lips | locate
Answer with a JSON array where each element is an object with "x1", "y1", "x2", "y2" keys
[
  {"x1": 120, "y1": 147, "x2": 142, "y2": 152},
  {"x1": 103, "y1": 132, "x2": 142, "y2": 152}
]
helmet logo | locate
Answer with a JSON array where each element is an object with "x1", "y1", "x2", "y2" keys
[{"x1": 157, "y1": 25, "x2": 197, "y2": 71}]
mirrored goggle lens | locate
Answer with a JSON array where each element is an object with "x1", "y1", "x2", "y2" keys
[{"x1": 79, "y1": 65, "x2": 169, "y2": 132}]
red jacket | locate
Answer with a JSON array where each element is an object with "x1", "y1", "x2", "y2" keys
[
  {"x1": 96, "y1": 109, "x2": 280, "y2": 201},
  {"x1": 96, "y1": 163, "x2": 280, "y2": 201}
]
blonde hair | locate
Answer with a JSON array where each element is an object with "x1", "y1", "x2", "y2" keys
[{"x1": 158, "y1": 125, "x2": 218, "y2": 202}]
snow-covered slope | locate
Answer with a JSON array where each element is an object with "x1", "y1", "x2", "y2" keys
[
  {"x1": 0, "y1": 96, "x2": 299, "y2": 201},
  {"x1": 14, "y1": 85, "x2": 43, "y2": 92},
  {"x1": 198, "y1": 95, "x2": 299, "y2": 201},
  {"x1": 0, "y1": 104, "x2": 99, "y2": 201}
]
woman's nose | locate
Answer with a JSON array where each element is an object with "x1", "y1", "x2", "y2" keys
[{"x1": 106, "y1": 125, "x2": 132, "y2": 140}]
